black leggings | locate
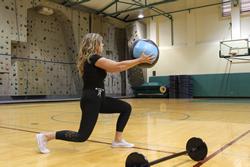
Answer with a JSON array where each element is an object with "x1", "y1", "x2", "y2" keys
[{"x1": 55, "y1": 89, "x2": 131, "y2": 142}]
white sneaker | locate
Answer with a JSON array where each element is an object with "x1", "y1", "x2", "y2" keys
[
  {"x1": 36, "y1": 133, "x2": 50, "y2": 154},
  {"x1": 111, "y1": 139, "x2": 134, "y2": 148}
]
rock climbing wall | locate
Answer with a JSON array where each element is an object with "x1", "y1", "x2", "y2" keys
[
  {"x1": 92, "y1": 15, "x2": 147, "y2": 96},
  {"x1": 126, "y1": 21, "x2": 147, "y2": 96},
  {"x1": 0, "y1": 55, "x2": 11, "y2": 95},
  {"x1": 0, "y1": 0, "x2": 146, "y2": 97},
  {"x1": 0, "y1": 0, "x2": 89, "y2": 96},
  {"x1": 92, "y1": 15, "x2": 126, "y2": 96}
]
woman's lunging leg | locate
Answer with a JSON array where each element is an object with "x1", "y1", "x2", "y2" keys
[
  {"x1": 100, "y1": 97, "x2": 133, "y2": 147},
  {"x1": 55, "y1": 98, "x2": 100, "y2": 142},
  {"x1": 36, "y1": 96, "x2": 101, "y2": 153}
]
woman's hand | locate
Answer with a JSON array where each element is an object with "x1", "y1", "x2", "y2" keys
[{"x1": 138, "y1": 52, "x2": 154, "y2": 64}]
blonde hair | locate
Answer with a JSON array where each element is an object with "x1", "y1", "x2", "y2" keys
[{"x1": 77, "y1": 33, "x2": 103, "y2": 76}]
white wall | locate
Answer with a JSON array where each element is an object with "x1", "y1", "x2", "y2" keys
[{"x1": 147, "y1": 0, "x2": 250, "y2": 77}]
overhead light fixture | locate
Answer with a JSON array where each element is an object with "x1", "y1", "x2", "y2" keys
[
  {"x1": 138, "y1": 14, "x2": 144, "y2": 19},
  {"x1": 37, "y1": 6, "x2": 54, "y2": 16}
]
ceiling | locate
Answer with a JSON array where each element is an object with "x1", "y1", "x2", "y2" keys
[
  {"x1": 49, "y1": 0, "x2": 177, "y2": 22},
  {"x1": 49, "y1": 0, "x2": 227, "y2": 22}
]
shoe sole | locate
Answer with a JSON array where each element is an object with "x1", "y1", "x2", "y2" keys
[{"x1": 111, "y1": 144, "x2": 135, "y2": 148}]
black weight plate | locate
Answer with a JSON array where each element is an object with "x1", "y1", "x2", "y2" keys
[
  {"x1": 126, "y1": 152, "x2": 150, "y2": 167},
  {"x1": 186, "y1": 137, "x2": 208, "y2": 161}
]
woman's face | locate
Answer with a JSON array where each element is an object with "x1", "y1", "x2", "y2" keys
[{"x1": 96, "y1": 41, "x2": 104, "y2": 54}]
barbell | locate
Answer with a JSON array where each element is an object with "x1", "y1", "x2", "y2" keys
[{"x1": 125, "y1": 137, "x2": 208, "y2": 167}]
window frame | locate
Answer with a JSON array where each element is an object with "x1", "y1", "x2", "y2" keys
[{"x1": 222, "y1": 0, "x2": 250, "y2": 16}]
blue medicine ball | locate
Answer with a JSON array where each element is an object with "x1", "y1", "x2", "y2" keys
[{"x1": 131, "y1": 39, "x2": 159, "y2": 68}]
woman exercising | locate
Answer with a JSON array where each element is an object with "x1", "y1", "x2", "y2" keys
[{"x1": 36, "y1": 33, "x2": 153, "y2": 153}]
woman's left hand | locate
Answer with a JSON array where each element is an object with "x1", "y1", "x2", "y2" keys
[{"x1": 138, "y1": 52, "x2": 154, "y2": 64}]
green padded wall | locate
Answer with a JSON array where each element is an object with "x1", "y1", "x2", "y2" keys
[
  {"x1": 192, "y1": 73, "x2": 250, "y2": 97},
  {"x1": 149, "y1": 76, "x2": 170, "y2": 86},
  {"x1": 149, "y1": 73, "x2": 250, "y2": 97}
]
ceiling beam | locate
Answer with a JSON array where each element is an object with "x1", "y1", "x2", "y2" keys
[
  {"x1": 65, "y1": 0, "x2": 90, "y2": 7},
  {"x1": 106, "y1": 0, "x2": 176, "y2": 16},
  {"x1": 123, "y1": 14, "x2": 129, "y2": 20},
  {"x1": 118, "y1": 1, "x2": 141, "y2": 7},
  {"x1": 126, "y1": 0, "x2": 231, "y2": 22},
  {"x1": 97, "y1": 0, "x2": 118, "y2": 14},
  {"x1": 131, "y1": 0, "x2": 172, "y2": 20}
]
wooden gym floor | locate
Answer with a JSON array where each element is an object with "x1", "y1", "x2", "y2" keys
[{"x1": 0, "y1": 98, "x2": 249, "y2": 167}]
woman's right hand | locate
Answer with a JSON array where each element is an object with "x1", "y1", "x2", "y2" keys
[{"x1": 138, "y1": 52, "x2": 154, "y2": 64}]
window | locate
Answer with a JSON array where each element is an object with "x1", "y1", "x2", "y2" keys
[
  {"x1": 222, "y1": 0, "x2": 250, "y2": 16},
  {"x1": 222, "y1": 0, "x2": 231, "y2": 16},
  {"x1": 241, "y1": 0, "x2": 250, "y2": 13}
]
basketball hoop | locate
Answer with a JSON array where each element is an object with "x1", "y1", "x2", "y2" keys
[{"x1": 229, "y1": 51, "x2": 237, "y2": 57}]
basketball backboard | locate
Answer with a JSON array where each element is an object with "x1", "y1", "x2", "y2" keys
[{"x1": 219, "y1": 39, "x2": 250, "y2": 58}]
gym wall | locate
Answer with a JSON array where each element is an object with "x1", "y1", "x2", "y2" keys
[
  {"x1": 147, "y1": 0, "x2": 250, "y2": 76},
  {"x1": 0, "y1": 0, "x2": 89, "y2": 96},
  {"x1": 145, "y1": 0, "x2": 250, "y2": 97},
  {"x1": 126, "y1": 21, "x2": 147, "y2": 96},
  {"x1": 0, "y1": 0, "x2": 147, "y2": 98},
  {"x1": 91, "y1": 16, "x2": 147, "y2": 96}
]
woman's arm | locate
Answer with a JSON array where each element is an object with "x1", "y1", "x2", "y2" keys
[{"x1": 95, "y1": 54, "x2": 152, "y2": 73}]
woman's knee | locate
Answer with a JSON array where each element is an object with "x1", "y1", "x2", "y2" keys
[
  {"x1": 77, "y1": 135, "x2": 89, "y2": 142},
  {"x1": 123, "y1": 102, "x2": 132, "y2": 114}
]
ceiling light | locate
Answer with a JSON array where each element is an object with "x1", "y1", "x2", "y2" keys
[
  {"x1": 138, "y1": 14, "x2": 144, "y2": 19},
  {"x1": 37, "y1": 6, "x2": 54, "y2": 16}
]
